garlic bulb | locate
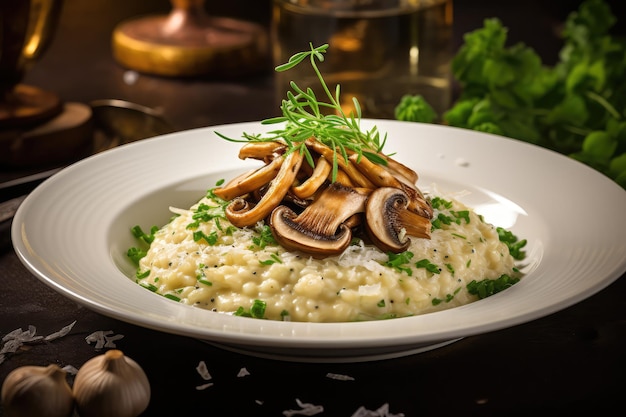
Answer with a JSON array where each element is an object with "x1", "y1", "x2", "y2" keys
[
  {"x1": 1, "y1": 364, "x2": 74, "y2": 417},
  {"x1": 73, "y1": 349, "x2": 150, "y2": 417}
]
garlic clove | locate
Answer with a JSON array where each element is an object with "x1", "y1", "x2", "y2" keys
[
  {"x1": 73, "y1": 349, "x2": 151, "y2": 417},
  {"x1": 1, "y1": 364, "x2": 74, "y2": 417}
]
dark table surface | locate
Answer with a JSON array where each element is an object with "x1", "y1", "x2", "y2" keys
[{"x1": 2, "y1": 1, "x2": 625, "y2": 416}]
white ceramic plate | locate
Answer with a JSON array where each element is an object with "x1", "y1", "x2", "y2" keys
[{"x1": 12, "y1": 120, "x2": 626, "y2": 362}]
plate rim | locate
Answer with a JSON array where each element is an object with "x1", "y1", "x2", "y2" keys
[{"x1": 12, "y1": 119, "x2": 626, "y2": 359}]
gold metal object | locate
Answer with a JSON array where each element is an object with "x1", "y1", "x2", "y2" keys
[
  {"x1": 112, "y1": 0, "x2": 269, "y2": 77},
  {"x1": 0, "y1": 0, "x2": 64, "y2": 128}
]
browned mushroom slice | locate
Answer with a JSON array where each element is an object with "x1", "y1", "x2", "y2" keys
[
  {"x1": 305, "y1": 137, "x2": 375, "y2": 188},
  {"x1": 238, "y1": 141, "x2": 285, "y2": 160},
  {"x1": 398, "y1": 182, "x2": 433, "y2": 219},
  {"x1": 225, "y1": 150, "x2": 303, "y2": 228},
  {"x1": 349, "y1": 153, "x2": 433, "y2": 219},
  {"x1": 291, "y1": 156, "x2": 331, "y2": 199},
  {"x1": 348, "y1": 153, "x2": 403, "y2": 189},
  {"x1": 269, "y1": 183, "x2": 371, "y2": 258},
  {"x1": 213, "y1": 155, "x2": 284, "y2": 201},
  {"x1": 364, "y1": 187, "x2": 431, "y2": 253},
  {"x1": 376, "y1": 153, "x2": 419, "y2": 184},
  {"x1": 333, "y1": 168, "x2": 355, "y2": 187}
]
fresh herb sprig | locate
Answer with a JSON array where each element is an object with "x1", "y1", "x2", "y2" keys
[{"x1": 216, "y1": 43, "x2": 388, "y2": 182}]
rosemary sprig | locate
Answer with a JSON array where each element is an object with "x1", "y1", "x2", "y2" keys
[{"x1": 215, "y1": 43, "x2": 387, "y2": 182}]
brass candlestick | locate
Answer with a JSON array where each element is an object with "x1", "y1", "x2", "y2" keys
[{"x1": 112, "y1": 0, "x2": 269, "y2": 77}]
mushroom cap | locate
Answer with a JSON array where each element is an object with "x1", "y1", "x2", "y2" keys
[
  {"x1": 269, "y1": 205, "x2": 353, "y2": 258},
  {"x1": 365, "y1": 187, "x2": 431, "y2": 253}
]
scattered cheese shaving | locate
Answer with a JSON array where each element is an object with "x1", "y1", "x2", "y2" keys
[
  {"x1": 325, "y1": 372, "x2": 355, "y2": 381},
  {"x1": 85, "y1": 330, "x2": 124, "y2": 349},
  {"x1": 350, "y1": 403, "x2": 404, "y2": 417},
  {"x1": 195, "y1": 383, "x2": 214, "y2": 390},
  {"x1": 0, "y1": 321, "x2": 77, "y2": 364},
  {"x1": 196, "y1": 360, "x2": 212, "y2": 380},
  {"x1": 237, "y1": 367, "x2": 250, "y2": 377},
  {"x1": 44, "y1": 321, "x2": 77, "y2": 341},
  {"x1": 282, "y1": 398, "x2": 324, "y2": 417}
]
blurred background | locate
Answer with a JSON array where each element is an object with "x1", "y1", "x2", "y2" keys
[{"x1": 17, "y1": 0, "x2": 625, "y2": 130}]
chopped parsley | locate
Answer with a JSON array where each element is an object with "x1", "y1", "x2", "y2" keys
[
  {"x1": 384, "y1": 251, "x2": 415, "y2": 276},
  {"x1": 467, "y1": 274, "x2": 521, "y2": 299},
  {"x1": 259, "y1": 253, "x2": 282, "y2": 265},
  {"x1": 497, "y1": 227, "x2": 527, "y2": 260},
  {"x1": 164, "y1": 293, "x2": 181, "y2": 302},
  {"x1": 131, "y1": 225, "x2": 159, "y2": 244},
  {"x1": 127, "y1": 247, "x2": 147, "y2": 266},
  {"x1": 234, "y1": 299, "x2": 267, "y2": 319},
  {"x1": 193, "y1": 230, "x2": 219, "y2": 245},
  {"x1": 415, "y1": 259, "x2": 441, "y2": 274},
  {"x1": 432, "y1": 287, "x2": 462, "y2": 305},
  {"x1": 196, "y1": 264, "x2": 212, "y2": 286},
  {"x1": 251, "y1": 225, "x2": 277, "y2": 250}
]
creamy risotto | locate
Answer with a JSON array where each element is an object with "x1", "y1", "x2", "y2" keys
[{"x1": 133, "y1": 192, "x2": 521, "y2": 323}]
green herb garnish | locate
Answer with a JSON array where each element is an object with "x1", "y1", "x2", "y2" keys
[
  {"x1": 131, "y1": 225, "x2": 158, "y2": 244},
  {"x1": 216, "y1": 43, "x2": 388, "y2": 183},
  {"x1": 415, "y1": 259, "x2": 441, "y2": 274},
  {"x1": 384, "y1": 251, "x2": 415, "y2": 276},
  {"x1": 497, "y1": 227, "x2": 527, "y2": 260},
  {"x1": 259, "y1": 253, "x2": 282, "y2": 266},
  {"x1": 234, "y1": 299, "x2": 267, "y2": 319},
  {"x1": 467, "y1": 274, "x2": 521, "y2": 299}
]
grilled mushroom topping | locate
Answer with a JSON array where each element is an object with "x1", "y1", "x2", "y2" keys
[
  {"x1": 364, "y1": 187, "x2": 432, "y2": 253},
  {"x1": 225, "y1": 150, "x2": 303, "y2": 227},
  {"x1": 269, "y1": 183, "x2": 371, "y2": 258}
]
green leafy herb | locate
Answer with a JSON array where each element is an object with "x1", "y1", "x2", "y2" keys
[
  {"x1": 415, "y1": 259, "x2": 441, "y2": 274},
  {"x1": 497, "y1": 227, "x2": 527, "y2": 260},
  {"x1": 139, "y1": 282, "x2": 158, "y2": 292},
  {"x1": 216, "y1": 43, "x2": 388, "y2": 182},
  {"x1": 127, "y1": 247, "x2": 147, "y2": 265},
  {"x1": 234, "y1": 299, "x2": 267, "y2": 319},
  {"x1": 401, "y1": 0, "x2": 626, "y2": 188},
  {"x1": 251, "y1": 225, "x2": 277, "y2": 250},
  {"x1": 259, "y1": 253, "x2": 282, "y2": 265},
  {"x1": 131, "y1": 225, "x2": 159, "y2": 244},
  {"x1": 467, "y1": 274, "x2": 520, "y2": 299},
  {"x1": 164, "y1": 293, "x2": 181, "y2": 302},
  {"x1": 196, "y1": 264, "x2": 212, "y2": 286},
  {"x1": 430, "y1": 197, "x2": 453, "y2": 210},
  {"x1": 394, "y1": 94, "x2": 437, "y2": 123},
  {"x1": 136, "y1": 270, "x2": 150, "y2": 279},
  {"x1": 193, "y1": 230, "x2": 219, "y2": 245},
  {"x1": 384, "y1": 251, "x2": 415, "y2": 276},
  {"x1": 432, "y1": 288, "x2": 461, "y2": 306}
]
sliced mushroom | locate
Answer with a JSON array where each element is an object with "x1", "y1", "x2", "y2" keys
[
  {"x1": 364, "y1": 187, "x2": 431, "y2": 253},
  {"x1": 269, "y1": 183, "x2": 371, "y2": 258},
  {"x1": 376, "y1": 152, "x2": 419, "y2": 184},
  {"x1": 291, "y1": 156, "x2": 331, "y2": 199},
  {"x1": 333, "y1": 168, "x2": 355, "y2": 187},
  {"x1": 349, "y1": 153, "x2": 433, "y2": 219},
  {"x1": 213, "y1": 155, "x2": 284, "y2": 201},
  {"x1": 398, "y1": 182, "x2": 433, "y2": 219},
  {"x1": 304, "y1": 137, "x2": 375, "y2": 188},
  {"x1": 348, "y1": 153, "x2": 403, "y2": 189},
  {"x1": 238, "y1": 141, "x2": 285, "y2": 160},
  {"x1": 225, "y1": 150, "x2": 303, "y2": 227}
]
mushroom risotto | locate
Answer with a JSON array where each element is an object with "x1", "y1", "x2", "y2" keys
[
  {"x1": 128, "y1": 44, "x2": 525, "y2": 323},
  {"x1": 130, "y1": 190, "x2": 523, "y2": 323}
]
